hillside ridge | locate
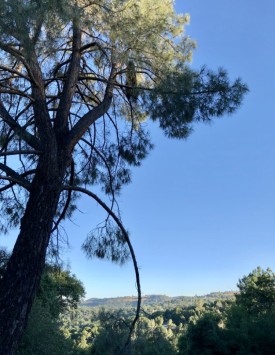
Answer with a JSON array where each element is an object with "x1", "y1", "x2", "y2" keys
[{"x1": 81, "y1": 291, "x2": 236, "y2": 308}]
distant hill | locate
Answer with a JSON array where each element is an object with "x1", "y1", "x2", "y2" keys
[{"x1": 81, "y1": 291, "x2": 236, "y2": 308}]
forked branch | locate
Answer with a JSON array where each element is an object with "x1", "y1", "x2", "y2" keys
[
  {"x1": 67, "y1": 66, "x2": 115, "y2": 151},
  {"x1": 51, "y1": 161, "x2": 75, "y2": 234},
  {"x1": 0, "y1": 100, "x2": 41, "y2": 150},
  {"x1": 55, "y1": 19, "x2": 82, "y2": 135},
  {"x1": 0, "y1": 163, "x2": 31, "y2": 191}
]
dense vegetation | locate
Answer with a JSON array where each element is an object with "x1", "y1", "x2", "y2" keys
[
  {"x1": 81, "y1": 292, "x2": 235, "y2": 309},
  {"x1": 13, "y1": 266, "x2": 275, "y2": 354}
]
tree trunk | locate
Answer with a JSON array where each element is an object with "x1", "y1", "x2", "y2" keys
[{"x1": 0, "y1": 158, "x2": 67, "y2": 354}]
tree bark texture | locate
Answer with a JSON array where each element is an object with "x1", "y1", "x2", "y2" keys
[
  {"x1": 0, "y1": 154, "x2": 68, "y2": 354},
  {"x1": 0, "y1": 19, "x2": 113, "y2": 353}
]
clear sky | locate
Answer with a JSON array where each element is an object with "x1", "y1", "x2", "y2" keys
[{"x1": 2, "y1": 0, "x2": 275, "y2": 298}]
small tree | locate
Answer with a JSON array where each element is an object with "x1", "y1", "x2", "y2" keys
[
  {"x1": 0, "y1": 1, "x2": 247, "y2": 353},
  {"x1": 225, "y1": 267, "x2": 275, "y2": 354},
  {"x1": 178, "y1": 312, "x2": 226, "y2": 355},
  {"x1": 18, "y1": 267, "x2": 85, "y2": 355},
  {"x1": 235, "y1": 267, "x2": 275, "y2": 315},
  {"x1": 178, "y1": 268, "x2": 275, "y2": 354}
]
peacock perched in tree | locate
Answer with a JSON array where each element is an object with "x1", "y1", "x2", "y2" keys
[{"x1": 125, "y1": 60, "x2": 139, "y2": 102}]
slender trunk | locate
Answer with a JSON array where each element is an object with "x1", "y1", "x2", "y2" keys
[{"x1": 0, "y1": 157, "x2": 67, "y2": 354}]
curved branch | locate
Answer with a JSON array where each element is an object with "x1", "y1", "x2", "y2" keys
[{"x1": 63, "y1": 185, "x2": 141, "y2": 347}]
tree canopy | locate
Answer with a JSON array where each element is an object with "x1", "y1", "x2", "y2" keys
[
  {"x1": 0, "y1": 1, "x2": 247, "y2": 353},
  {"x1": 178, "y1": 267, "x2": 275, "y2": 355},
  {"x1": 235, "y1": 267, "x2": 275, "y2": 315}
]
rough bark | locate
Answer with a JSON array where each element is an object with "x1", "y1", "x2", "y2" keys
[
  {"x1": 0, "y1": 152, "x2": 69, "y2": 354},
  {"x1": 0, "y1": 18, "x2": 115, "y2": 353}
]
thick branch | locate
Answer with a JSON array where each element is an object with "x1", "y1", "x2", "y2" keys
[
  {"x1": 0, "y1": 150, "x2": 41, "y2": 157},
  {"x1": 23, "y1": 51, "x2": 53, "y2": 145},
  {"x1": 0, "y1": 64, "x2": 30, "y2": 81},
  {"x1": 0, "y1": 101, "x2": 41, "y2": 150},
  {"x1": 0, "y1": 42, "x2": 37, "y2": 84},
  {"x1": 0, "y1": 169, "x2": 36, "y2": 192},
  {"x1": 55, "y1": 20, "x2": 82, "y2": 137},
  {"x1": 63, "y1": 185, "x2": 141, "y2": 345},
  {"x1": 0, "y1": 175, "x2": 30, "y2": 190},
  {"x1": 0, "y1": 42, "x2": 24, "y2": 64},
  {"x1": 80, "y1": 42, "x2": 97, "y2": 52},
  {"x1": 67, "y1": 70, "x2": 115, "y2": 151},
  {"x1": 0, "y1": 163, "x2": 31, "y2": 190},
  {"x1": 0, "y1": 87, "x2": 34, "y2": 101}
]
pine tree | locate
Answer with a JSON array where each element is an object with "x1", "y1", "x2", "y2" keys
[{"x1": 0, "y1": 1, "x2": 247, "y2": 353}]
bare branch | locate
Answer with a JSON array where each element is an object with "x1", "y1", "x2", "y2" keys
[
  {"x1": 0, "y1": 87, "x2": 34, "y2": 101},
  {"x1": 0, "y1": 150, "x2": 41, "y2": 157},
  {"x1": 0, "y1": 163, "x2": 31, "y2": 190},
  {"x1": 0, "y1": 64, "x2": 30, "y2": 81},
  {"x1": 0, "y1": 100, "x2": 41, "y2": 150},
  {"x1": 0, "y1": 42, "x2": 37, "y2": 84},
  {"x1": 0, "y1": 169, "x2": 36, "y2": 192},
  {"x1": 80, "y1": 42, "x2": 97, "y2": 52}
]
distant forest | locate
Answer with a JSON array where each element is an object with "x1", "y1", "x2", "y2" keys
[
  {"x1": 10, "y1": 264, "x2": 274, "y2": 354},
  {"x1": 81, "y1": 292, "x2": 236, "y2": 308}
]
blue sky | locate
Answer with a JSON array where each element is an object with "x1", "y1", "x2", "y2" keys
[{"x1": 2, "y1": 1, "x2": 275, "y2": 298}]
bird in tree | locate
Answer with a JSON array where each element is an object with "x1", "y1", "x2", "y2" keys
[
  {"x1": 0, "y1": 0, "x2": 248, "y2": 353},
  {"x1": 125, "y1": 60, "x2": 138, "y2": 102}
]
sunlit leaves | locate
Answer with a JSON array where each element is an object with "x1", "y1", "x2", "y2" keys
[{"x1": 236, "y1": 267, "x2": 275, "y2": 315}]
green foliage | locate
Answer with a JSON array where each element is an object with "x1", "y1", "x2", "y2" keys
[
  {"x1": 224, "y1": 267, "x2": 275, "y2": 354},
  {"x1": 61, "y1": 295, "x2": 233, "y2": 354},
  {"x1": 16, "y1": 265, "x2": 85, "y2": 355},
  {"x1": 178, "y1": 267, "x2": 275, "y2": 355},
  {"x1": 0, "y1": 1, "x2": 248, "y2": 351},
  {"x1": 17, "y1": 299, "x2": 78, "y2": 355},
  {"x1": 82, "y1": 221, "x2": 130, "y2": 265},
  {"x1": 88, "y1": 309, "x2": 130, "y2": 354},
  {"x1": 225, "y1": 303, "x2": 275, "y2": 355},
  {"x1": 178, "y1": 312, "x2": 226, "y2": 355},
  {"x1": 81, "y1": 293, "x2": 235, "y2": 309},
  {"x1": 0, "y1": 0, "x2": 247, "y2": 241},
  {"x1": 147, "y1": 67, "x2": 248, "y2": 139},
  {"x1": 133, "y1": 316, "x2": 177, "y2": 355},
  {"x1": 37, "y1": 264, "x2": 85, "y2": 318},
  {"x1": 235, "y1": 267, "x2": 275, "y2": 315},
  {"x1": 16, "y1": 267, "x2": 273, "y2": 354}
]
